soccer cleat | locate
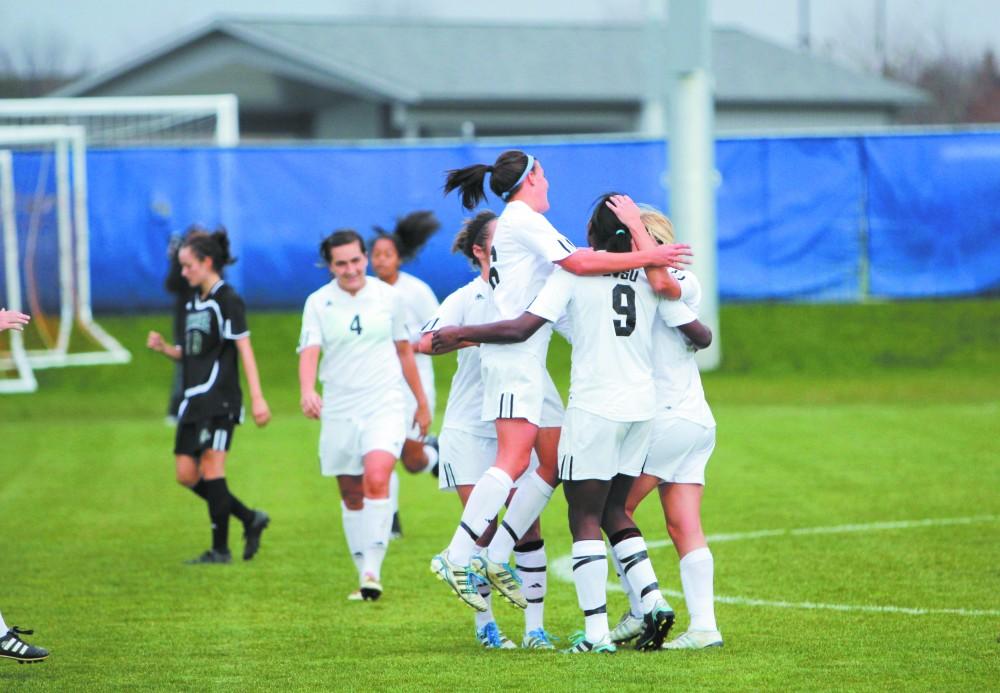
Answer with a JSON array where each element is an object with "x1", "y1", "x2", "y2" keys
[
  {"x1": 360, "y1": 572, "x2": 383, "y2": 601},
  {"x1": 662, "y1": 629, "x2": 724, "y2": 650},
  {"x1": 610, "y1": 610, "x2": 644, "y2": 644},
  {"x1": 185, "y1": 548, "x2": 232, "y2": 564},
  {"x1": 522, "y1": 628, "x2": 556, "y2": 650},
  {"x1": 346, "y1": 589, "x2": 364, "y2": 601},
  {"x1": 430, "y1": 553, "x2": 488, "y2": 612},
  {"x1": 242, "y1": 509, "x2": 270, "y2": 561},
  {"x1": 562, "y1": 630, "x2": 616, "y2": 654},
  {"x1": 469, "y1": 554, "x2": 527, "y2": 609},
  {"x1": 0, "y1": 627, "x2": 49, "y2": 663},
  {"x1": 476, "y1": 621, "x2": 517, "y2": 649},
  {"x1": 634, "y1": 599, "x2": 675, "y2": 651},
  {"x1": 390, "y1": 511, "x2": 403, "y2": 540}
]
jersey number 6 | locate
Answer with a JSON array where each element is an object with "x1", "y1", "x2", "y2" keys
[{"x1": 611, "y1": 284, "x2": 636, "y2": 337}]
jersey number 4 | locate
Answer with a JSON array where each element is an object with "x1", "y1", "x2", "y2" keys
[
  {"x1": 611, "y1": 284, "x2": 636, "y2": 337},
  {"x1": 349, "y1": 314, "x2": 362, "y2": 335}
]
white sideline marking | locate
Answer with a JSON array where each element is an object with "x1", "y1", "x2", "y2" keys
[{"x1": 550, "y1": 515, "x2": 1000, "y2": 617}]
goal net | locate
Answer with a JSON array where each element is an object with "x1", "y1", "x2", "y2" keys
[
  {"x1": 0, "y1": 95, "x2": 239, "y2": 147},
  {"x1": 0, "y1": 125, "x2": 130, "y2": 392}
]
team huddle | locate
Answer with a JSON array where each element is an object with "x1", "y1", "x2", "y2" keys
[{"x1": 145, "y1": 148, "x2": 721, "y2": 656}]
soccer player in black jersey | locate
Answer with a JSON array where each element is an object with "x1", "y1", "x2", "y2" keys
[{"x1": 147, "y1": 228, "x2": 272, "y2": 564}]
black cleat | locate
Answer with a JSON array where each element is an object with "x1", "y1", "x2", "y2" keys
[
  {"x1": 185, "y1": 548, "x2": 232, "y2": 565},
  {"x1": 0, "y1": 627, "x2": 49, "y2": 663},
  {"x1": 635, "y1": 602, "x2": 675, "y2": 651},
  {"x1": 242, "y1": 510, "x2": 270, "y2": 561}
]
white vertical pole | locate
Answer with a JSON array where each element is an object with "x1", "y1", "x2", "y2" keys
[
  {"x1": 215, "y1": 94, "x2": 240, "y2": 147},
  {"x1": 667, "y1": 0, "x2": 720, "y2": 370},
  {"x1": 71, "y1": 129, "x2": 94, "y2": 322},
  {"x1": 54, "y1": 137, "x2": 74, "y2": 356},
  {"x1": 0, "y1": 150, "x2": 37, "y2": 392}
]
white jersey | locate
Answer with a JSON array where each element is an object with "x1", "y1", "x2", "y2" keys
[
  {"x1": 653, "y1": 269, "x2": 716, "y2": 428},
  {"x1": 422, "y1": 276, "x2": 495, "y2": 438},
  {"x1": 298, "y1": 277, "x2": 409, "y2": 418},
  {"x1": 483, "y1": 200, "x2": 576, "y2": 362},
  {"x1": 528, "y1": 263, "x2": 658, "y2": 422},
  {"x1": 391, "y1": 271, "x2": 439, "y2": 395}
]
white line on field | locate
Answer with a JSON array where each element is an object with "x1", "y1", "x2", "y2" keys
[{"x1": 550, "y1": 515, "x2": 1000, "y2": 618}]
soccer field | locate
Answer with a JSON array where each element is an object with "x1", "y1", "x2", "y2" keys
[{"x1": 1, "y1": 299, "x2": 998, "y2": 691}]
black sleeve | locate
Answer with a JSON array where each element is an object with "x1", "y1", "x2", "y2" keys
[{"x1": 219, "y1": 289, "x2": 249, "y2": 340}]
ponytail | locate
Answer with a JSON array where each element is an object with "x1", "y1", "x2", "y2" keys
[
  {"x1": 181, "y1": 226, "x2": 237, "y2": 275},
  {"x1": 371, "y1": 210, "x2": 440, "y2": 262},
  {"x1": 443, "y1": 150, "x2": 536, "y2": 210}
]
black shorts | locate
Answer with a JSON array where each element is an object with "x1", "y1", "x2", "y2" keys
[{"x1": 174, "y1": 415, "x2": 238, "y2": 457}]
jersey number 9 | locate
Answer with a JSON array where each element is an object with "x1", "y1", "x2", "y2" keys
[{"x1": 611, "y1": 284, "x2": 636, "y2": 337}]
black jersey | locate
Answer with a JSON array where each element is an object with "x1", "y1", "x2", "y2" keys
[{"x1": 177, "y1": 280, "x2": 249, "y2": 423}]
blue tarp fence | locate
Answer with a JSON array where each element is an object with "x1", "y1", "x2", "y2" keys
[{"x1": 7, "y1": 131, "x2": 1000, "y2": 311}]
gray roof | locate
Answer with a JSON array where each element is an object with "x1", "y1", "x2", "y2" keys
[{"x1": 55, "y1": 16, "x2": 926, "y2": 106}]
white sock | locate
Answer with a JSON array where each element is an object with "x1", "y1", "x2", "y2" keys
[
  {"x1": 680, "y1": 546, "x2": 717, "y2": 632},
  {"x1": 473, "y1": 582, "x2": 495, "y2": 630},
  {"x1": 610, "y1": 549, "x2": 643, "y2": 618},
  {"x1": 571, "y1": 539, "x2": 609, "y2": 643},
  {"x1": 341, "y1": 501, "x2": 365, "y2": 580},
  {"x1": 446, "y1": 467, "x2": 514, "y2": 565},
  {"x1": 422, "y1": 443, "x2": 439, "y2": 473},
  {"x1": 486, "y1": 472, "x2": 554, "y2": 564},
  {"x1": 361, "y1": 497, "x2": 393, "y2": 580},
  {"x1": 612, "y1": 534, "x2": 668, "y2": 614},
  {"x1": 514, "y1": 541, "x2": 547, "y2": 635},
  {"x1": 389, "y1": 470, "x2": 400, "y2": 515},
  {"x1": 0, "y1": 610, "x2": 7, "y2": 634}
]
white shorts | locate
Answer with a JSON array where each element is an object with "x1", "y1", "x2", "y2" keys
[
  {"x1": 643, "y1": 415, "x2": 716, "y2": 485},
  {"x1": 480, "y1": 349, "x2": 564, "y2": 428},
  {"x1": 404, "y1": 380, "x2": 436, "y2": 441},
  {"x1": 557, "y1": 408, "x2": 652, "y2": 482},
  {"x1": 437, "y1": 427, "x2": 540, "y2": 492},
  {"x1": 319, "y1": 408, "x2": 407, "y2": 477}
]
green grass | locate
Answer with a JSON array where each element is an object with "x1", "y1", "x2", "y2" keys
[{"x1": 1, "y1": 299, "x2": 998, "y2": 691}]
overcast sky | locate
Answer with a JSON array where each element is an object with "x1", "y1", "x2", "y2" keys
[{"x1": 2, "y1": 0, "x2": 999, "y2": 75}]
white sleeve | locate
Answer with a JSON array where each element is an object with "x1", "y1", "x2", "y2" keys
[
  {"x1": 389, "y1": 288, "x2": 411, "y2": 342},
  {"x1": 657, "y1": 296, "x2": 698, "y2": 327},
  {"x1": 527, "y1": 267, "x2": 574, "y2": 323},
  {"x1": 515, "y1": 215, "x2": 577, "y2": 263},
  {"x1": 297, "y1": 294, "x2": 323, "y2": 353},
  {"x1": 421, "y1": 285, "x2": 467, "y2": 332}
]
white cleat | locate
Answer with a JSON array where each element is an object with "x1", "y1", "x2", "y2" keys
[
  {"x1": 469, "y1": 554, "x2": 527, "y2": 609},
  {"x1": 476, "y1": 621, "x2": 518, "y2": 649},
  {"x1": 347, "y1": 589, "x2": 364, "y2": 601},
  {"x1": 662, "y1": 629, "x2": 724, "y2": 650},
  {"x1": 610, "y1": 610, "x2": 644, "y2": 644},
  {"x1": 430, "y1": 552, "x2": 488, "y2": 612},
  {"x1": 360, "y1": 572, "x2": 383, "y2": 601}
]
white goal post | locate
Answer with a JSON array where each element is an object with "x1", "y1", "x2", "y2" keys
[
  {"x1": 0, "y1": 95, "x2": 239, "y2": 146},
  {"x1": 0, "y1": 150, "x2": 37, "y2": 393},
  {"x1": 0, "y1": 125, "x2": 130, "y2": 372}
]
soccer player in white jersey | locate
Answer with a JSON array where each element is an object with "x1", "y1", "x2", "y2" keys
[
  {"x1": 298, "y1": 230, "x2": 431, "y2": 601},
  {"x1": 432, "y1": 194, "x2": 683, "y2": 653},
  {"x1": 431, "y1": 150, "x2": 691, "y2": 612},
  {"x1": 610, "y1": 208, "x2": 723, "y2": 650},
  {"x1": 0, "y1": 312, "x2": 49, "y2": 664},
  {"x1": 369, "y1": 211, "x2": 442, "y2": 539},
  {"x1": 418, "y1": 212, "x2": 555, "y2": 650}
]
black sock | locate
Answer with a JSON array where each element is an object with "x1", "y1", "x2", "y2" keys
[
  {"x1": 202, "y1": 478, "x2": 232, "y2": 553},
  {"x1": 189, "y1": 479, "x2": 208, "y2": 500},
  {"x1": 191, "y1": 479, "x2": 252, "y2": 524},
  {"x1": 228, "y1": 489, "x2": 254, "y2": 526}
]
